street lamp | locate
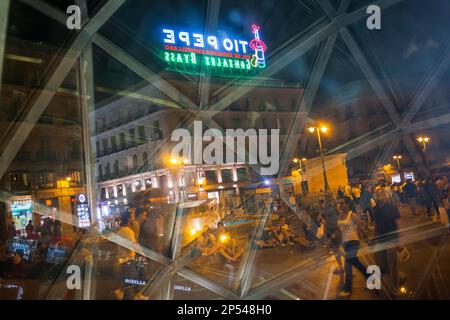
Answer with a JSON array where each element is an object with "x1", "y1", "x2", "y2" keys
[
  {"x1": 393, "y1": 155, "x2": 403, "y2": 181},
  {"x1": 308, "y1": 126, "x2": 329, "y2": 192},
  {"x1": 417, "y1": 136, "x2": 430, "y2": 152},
  {"x1": 293, "y1": 158, "x2": 307, "y2": 182}
]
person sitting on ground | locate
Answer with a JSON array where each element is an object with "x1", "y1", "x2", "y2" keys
[
  {"x1": 196, "y1": 226, "x2": 218, "y2": 256},
  {"x1": 256, "y1": 219, "x2": 278, "y2": 248},
  {"x1": 215, "y1": 222, "x2": 244, "y2": 263},
  {"x1": 276, "y1": 217, "x2": 295, "y2": 247}
]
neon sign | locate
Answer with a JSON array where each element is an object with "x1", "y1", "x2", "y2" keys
[{"x1": 162, "y1": 24, "x2": 267, "y2": 76}]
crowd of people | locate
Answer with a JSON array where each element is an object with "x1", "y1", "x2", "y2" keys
[
  {"x1": 1, "y1": 217, "x2": 71, "y2": 300},
  {"x1": 271, "y1": 174, "x2": 449, "y2": 298},
  {"x1": 109, "y1": 174, "x2": 449, "y2": 299}
]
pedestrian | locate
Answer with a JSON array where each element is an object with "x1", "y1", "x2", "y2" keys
[
  {"x1": 372, "y1": 187, "x2": 401, "y2": 293},
  {"x1": 337, "y1": 203, "x2": 368, "y2": 297},
  {"x1": 403, "y1": 179, "x2": 418, "y2": 216},
  {"x1": 359, "y1": 185, "x2": 374, "y2": 225},
  {"x1": 128, "y1": 208, "x2": 140, "y2": 239},
  {"x1": 423, "y1": 177, "x2": 441, "y2": 220},
  {"x1": 25, "y1": 220, "x2": 34, "y2": 239},
  {"x1": 344, "y1": 183, "x2": 353, "y2": 200},
  {"x1": 113, "y1": 211, "x2": 147, "y2": 300},
  {"x1": 320, "y1": 198, "x2": 344, "y2": 276},
  {"x1": 7, "y1": 221, "x2": 17, "y2": 239},
  {"x1": 352, "y1": 185, "x2": 361, "y2": 205},
  {"x1": 53, "y1": 220, "x2": 62, "y2": 238}
]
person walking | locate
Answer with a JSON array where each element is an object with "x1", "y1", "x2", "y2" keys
[
  {"x1": 423, "y1": 177, "x2": 441, "y2": 221},
  {"x1": 373, "y1": 187, "x2": 401, "y2": 293},
  {"x1": 321, "y1": 198, "x2": 344, "y2": 276},
  {"x1": 403, "y1": 179, "x2": 418, "y2": 216},
  {"x1": 337, "y1": 204, "x2": 368, "y2": 297},
  {"x1": 7, "y1": 221, "x2": 17, "y2": 239}
]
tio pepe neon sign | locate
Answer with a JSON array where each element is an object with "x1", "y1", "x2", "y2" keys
[{"x1": 162, "y1": 24, "x2": 267, "y2": 75}]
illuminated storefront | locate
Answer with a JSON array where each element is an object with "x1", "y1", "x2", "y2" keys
[{"x1": 10, "y1": 196, "x2": 34, "y2": 231}]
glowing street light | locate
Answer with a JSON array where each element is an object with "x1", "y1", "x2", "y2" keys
[
  {"x1": 417, "y1": 136, "x2": 430, "y2": 152},
  {"x1": 307, "y1": 125, "x2": 330, "y2": 191},
  {"x1": 393, "y1": 155, "x2": 403, "y2": 181},
  {"x1": 293, "y1": 157, "x2": 307, "y2": 184},
  {"x1": 393, "y1": 155, "x2": 402, "y2": 168}
]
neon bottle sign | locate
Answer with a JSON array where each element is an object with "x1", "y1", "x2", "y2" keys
[{"x1": 161, "y1": 25, "x2": 267, "y2": 75}]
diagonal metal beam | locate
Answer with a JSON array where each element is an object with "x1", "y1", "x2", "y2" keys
[
  {"x1": 93, "y1": 33, "x2": 199, "y2": 111},
  {"x1": 400, "y1": 39, "x2": 450, "y2": 125},
  {"x1": 0, "y1": 0, "x2": 10, "y2": 92},
  {"x1": 319, "y1": 0, "x2": 427, "y2": 172},
  {"x1": 0, "y1": 0, "x2": 127, "y2": 179},
  {"x1": 338, "y1": 27, "x2": 424, "y2": 166},
  {"x1": 177, "y1": 268, "x2": 241, "y2": 299},
  {"x1": 279, "y1": 0, "x2": 351, "y2": 176},
  {"x1": 279, "y1": 33, "x2": 338, "y2": 176},
  {"x1": 20, "y1": 0, "x2": 66, "y2": 24},
  {"x1": 201, "y1": 0, "x2": 403, "y2": 120},
  {"x1": 237, "y1": 205, "x2": 271, "y2": 297},
  {"x1": 197, "y1": 0, "x2": 221, "y2": 109}
]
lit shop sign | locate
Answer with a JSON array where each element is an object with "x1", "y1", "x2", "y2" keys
[
  {"x1": 124, "y1": 278, "x2": 146, "y2": 286},
  {"x1": 174, "y1": 284, "x2": 192, "y2": 292},
  {"x1": 76, "y1": 194, "x2": 90, "y2": 228},
  {"x1": 162, "y1": 24, "x2": 267, "y2": 75},
  {"x1": 12, "y1": 200, "x2": 33, "y2": 211}
]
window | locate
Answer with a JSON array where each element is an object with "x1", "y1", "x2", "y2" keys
[
  {"x1": 133, "y1": 154, "x2": 138, "y2": 170},
  {"x1": 102, "y1": 139, "x2": 109, "y2": 153},
  {"x1": 237, "y1": 168, "x2": 247, "y2": 182},
  {"x1": 205, "y1": 170, "x2": 217, "y2": 184},
  {"x1": 125, "y1": 183, "x2": 132, "y2": 195},
  {"x1": 114, "y1": 160, "x2": 119, "y2": 176},
  {"x1": 151, "y1": 120, "x2": 161, "y2": 140},
  {"x1": 67, "y1": 171, "x2": 81, "y2": 183},
  {"x1": 142, "y1": 152, "x2": 148, "y2": 169},
  {"x1": 108, "y1": 186, "x2": 115, "y2": 198},
  {"x1": 123, "y1": 159, "x2": 129, "y2": 175},
  {"x1": 138, "y1": 125, "x2": 146, "y2": 143},
  {"x1": 221, "y1": 169, "x2": 233, "y2": 183},
  {"x1": 36, "y1": 171, "x2": 56, "y2": 188},
  {"x1": 9, "y1": 172, "x2": 31, "y2": 190},
  {"x1": 105, "y1": 162, "x2": 111, "y2": 177},
  {"x1": 98, "y1": 164, "x2": 103, "y2": 179},
  {"x1": 129, "y1": 128, "x2": 135, "y2": 146},
  {"x1": 117, "y1": 184, "x2": 124, "y2": 197},
  {"x1": 120, "y1": 133, "x2": 126, "y2": 149},
  {"x1": 111, "y1": 136, "x2": 117, "y2": 151},
  {"x1": 100, "y1": 188, "x2": 106, "y2": 200},
  {"x1": 96, "y1": 141, "x2": 101, "y2": 155}
]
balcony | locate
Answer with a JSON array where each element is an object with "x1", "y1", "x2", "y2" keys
[{"x1": 93, "y1": 105, "x2": 163, "y2": 135}]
